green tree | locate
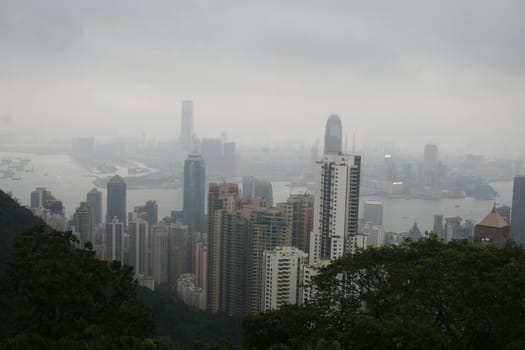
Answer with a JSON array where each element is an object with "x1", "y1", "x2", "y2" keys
[
  {"x1": 243, "y1": 238, "x2": 525, "y2": 350},
  {"x1": 0, "y1": 227, "x2": 156, "y2": 346}
]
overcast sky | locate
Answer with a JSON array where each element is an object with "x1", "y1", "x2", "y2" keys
[{"x1": 1, "y1": 0, "x2": 524, "y2": 157}]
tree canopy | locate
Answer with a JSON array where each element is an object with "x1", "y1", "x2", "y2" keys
[
  {"x1": 243, "y1": 238, "x2": 525, "y2": 350},
  {"x1": 0, "y1": 227, "x2": 157, "y2": 349}
]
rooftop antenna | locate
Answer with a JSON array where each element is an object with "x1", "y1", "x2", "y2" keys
[{"x1": 352, "y1": 132, "x2": 356, "y2": 154}]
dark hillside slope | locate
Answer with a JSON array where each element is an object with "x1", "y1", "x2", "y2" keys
[{"x1": 0, "y1": 190, "x2": 45, "y2": 268}]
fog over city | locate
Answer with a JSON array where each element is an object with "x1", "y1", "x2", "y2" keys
[{"x1": 1, "y1": 0, "x2": 525, "y2": 156}]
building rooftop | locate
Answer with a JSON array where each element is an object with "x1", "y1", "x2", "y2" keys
[{"x1": 478, "y1": 206, "x2": 509, "y2": 229}]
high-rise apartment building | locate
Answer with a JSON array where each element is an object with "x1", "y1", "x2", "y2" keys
[
  {"x1": 246, "y1": 207, "x2": 292, "y2": 314},
  {"x1": 195, "y1": 239, "x2": 207, "y2": 290},
  {"x1": 206, "y1": 183, "x2": 239, "y2": 313},
  {"x1": 511, "y1": 176, "x2": 525, "y2": 244},
  {"x1": 277, "y1": 194, "x2": 314, "y2": 255},
  {"x1": 105, "y1": 217, "x2": 124, "y2": 262},
  {"x1": 71, "y1": 201, "x2": 94, "y2": 247},
  {"x1": 262, "y1": 246, "x2": 307, "y2": 311},
  {"x1": 86, "y1": 188, "x2": 103, "y2": 226},
  {"x1": 106, "y1": 175, "x2": 126, "y2": 225},
  {"x1": 128, "y1": 217, "x2": 149, "y2": 275},
  {"x1": 310, "y1": 115, "x2": 363, "y2": 266},
  {"x1": 181, "y1": 100, "x2": 194, "y2": 153},
  {"x1": 168, "y1": 222, "x2": 190, "y2": 284},
  {"x1": 152, "y1": 223, "x2": 170, "y2": 284}
]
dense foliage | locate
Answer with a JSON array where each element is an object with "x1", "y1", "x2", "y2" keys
[
  {"x1": 0, "y1": 227, "x2": 158, "y2": 349},
  {"x1": 140, "y1": 284, "x2": 241, "y2": 349},
  {"x1": 243, "y1": 238, "x2": 525, "y2": 350},
  {"x1": 0, "y1": 190, "x2": 46, "y2": 269}
]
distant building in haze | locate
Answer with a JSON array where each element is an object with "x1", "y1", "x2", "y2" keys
[
  {"x1": 134, "y1": 200, "x2": 158, "y2": 227},
  {"x1": 423, "y1": 144, "x2": 439, "y2": 186},
  {"x1": 181, "y1": 100, "x2": 194, "y2": 154},
  {"x1": 242, "y1": 176, "x2": 273, "y2": 207},
  {"x1": 511, "y1": 176, "x2": 525, "y2": 244},
  {"x1": 475, "y1": 206, "x2": 510, "y2": 246},
  {"x1": 86, "y1": 188, "x2": 103, "y2": 226},
  {"x1": 201, "y1": 138, "x2": 223, "y2": 178},
  {"x1": 106, "y1": 175, "x2": 126, "y2": 225},
  {"x1": 72, "y1": 137, "x2": 95, "y2": 159},
  {"x1": 223, "y1": 142, "x2": 236, "y2": 179},
  {"x1": 433, "y1": 214, "x2": 444, "y2": 237},
  {"x1": 363, "y1": 200, "x2": 383, "y2": 226},
  {"x1": 323, "y1": 114, "x2": 342, "y2": 155}
]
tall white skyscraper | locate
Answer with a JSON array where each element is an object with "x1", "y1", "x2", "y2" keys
[
  {"x1": 181, "y1": 100, "x2": 194, "y2": 153},
  {"x1": 309, "y1": 115, "x2": 364, "y2": 267}
]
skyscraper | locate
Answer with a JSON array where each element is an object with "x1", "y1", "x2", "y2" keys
[
  {"x1": 106, "y1": 175, "x2": 126, "y2": 225},
  {"x1": 105, "y1": 217, "x2": 124, "y2": 262},
  {"x1": 245, "y1": 207, "x2": 292, "y2": 314},
  {"x1": 168, "y1": 222, "x2": 190, "y2": 284},
  {"x1": 278, "y1": 194, "x2": 314, "y2": 254},
  {"x1": 183, "y1": 154, "x2": 206, "y2": 235},
  {"x1": 262, "y1": 247, "x2": 307, "y2": 311},
  {"x1": 181, "y1": 100, "x2": 194, "y2": 153},
  {"x1": 152, "y1": 223, "x2": 169, "y2": 284},
  {"x1": 207, "y1": 183, "x2": 239, "y2": 313},
  {"x1": 323, "y1": 114, "x2": 342, "y2": 155},
  {"x1": 128, "y1": 217, "x2": 149, "y2": 275},
  {"x1": 310, "y1": 115, "x2": 363, "y2": 266},
  {"x1": 71, "y1": 201, "x2": 94, "y2": 247},
  {"x1": 86, "y1": 188, "x2": 102, "y2": 226},
  {"x1": 511, "y1": 175, "x2": 525, "y2": 244}
]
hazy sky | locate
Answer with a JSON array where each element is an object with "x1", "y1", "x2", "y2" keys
[{"x1": 1, "y1": 0, "x2": 524, "y2": 156}]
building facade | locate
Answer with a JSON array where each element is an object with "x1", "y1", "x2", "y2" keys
[
  {"x1": 106, "y1": 175, "x2": 127, "y2": 225},
  {"x1": 512, "y1": 176, "x2": 525, "y2": 244},
  {"x1": 262, "y1": 246, "x2": 307, "y2": 311},
  {"x1": 86, "y1": 188, "x2": 103, "y2": 226}
]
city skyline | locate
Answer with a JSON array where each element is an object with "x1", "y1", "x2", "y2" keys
[{"x1": 1, "y1": 1, "x2": 525, "y2": 157}]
